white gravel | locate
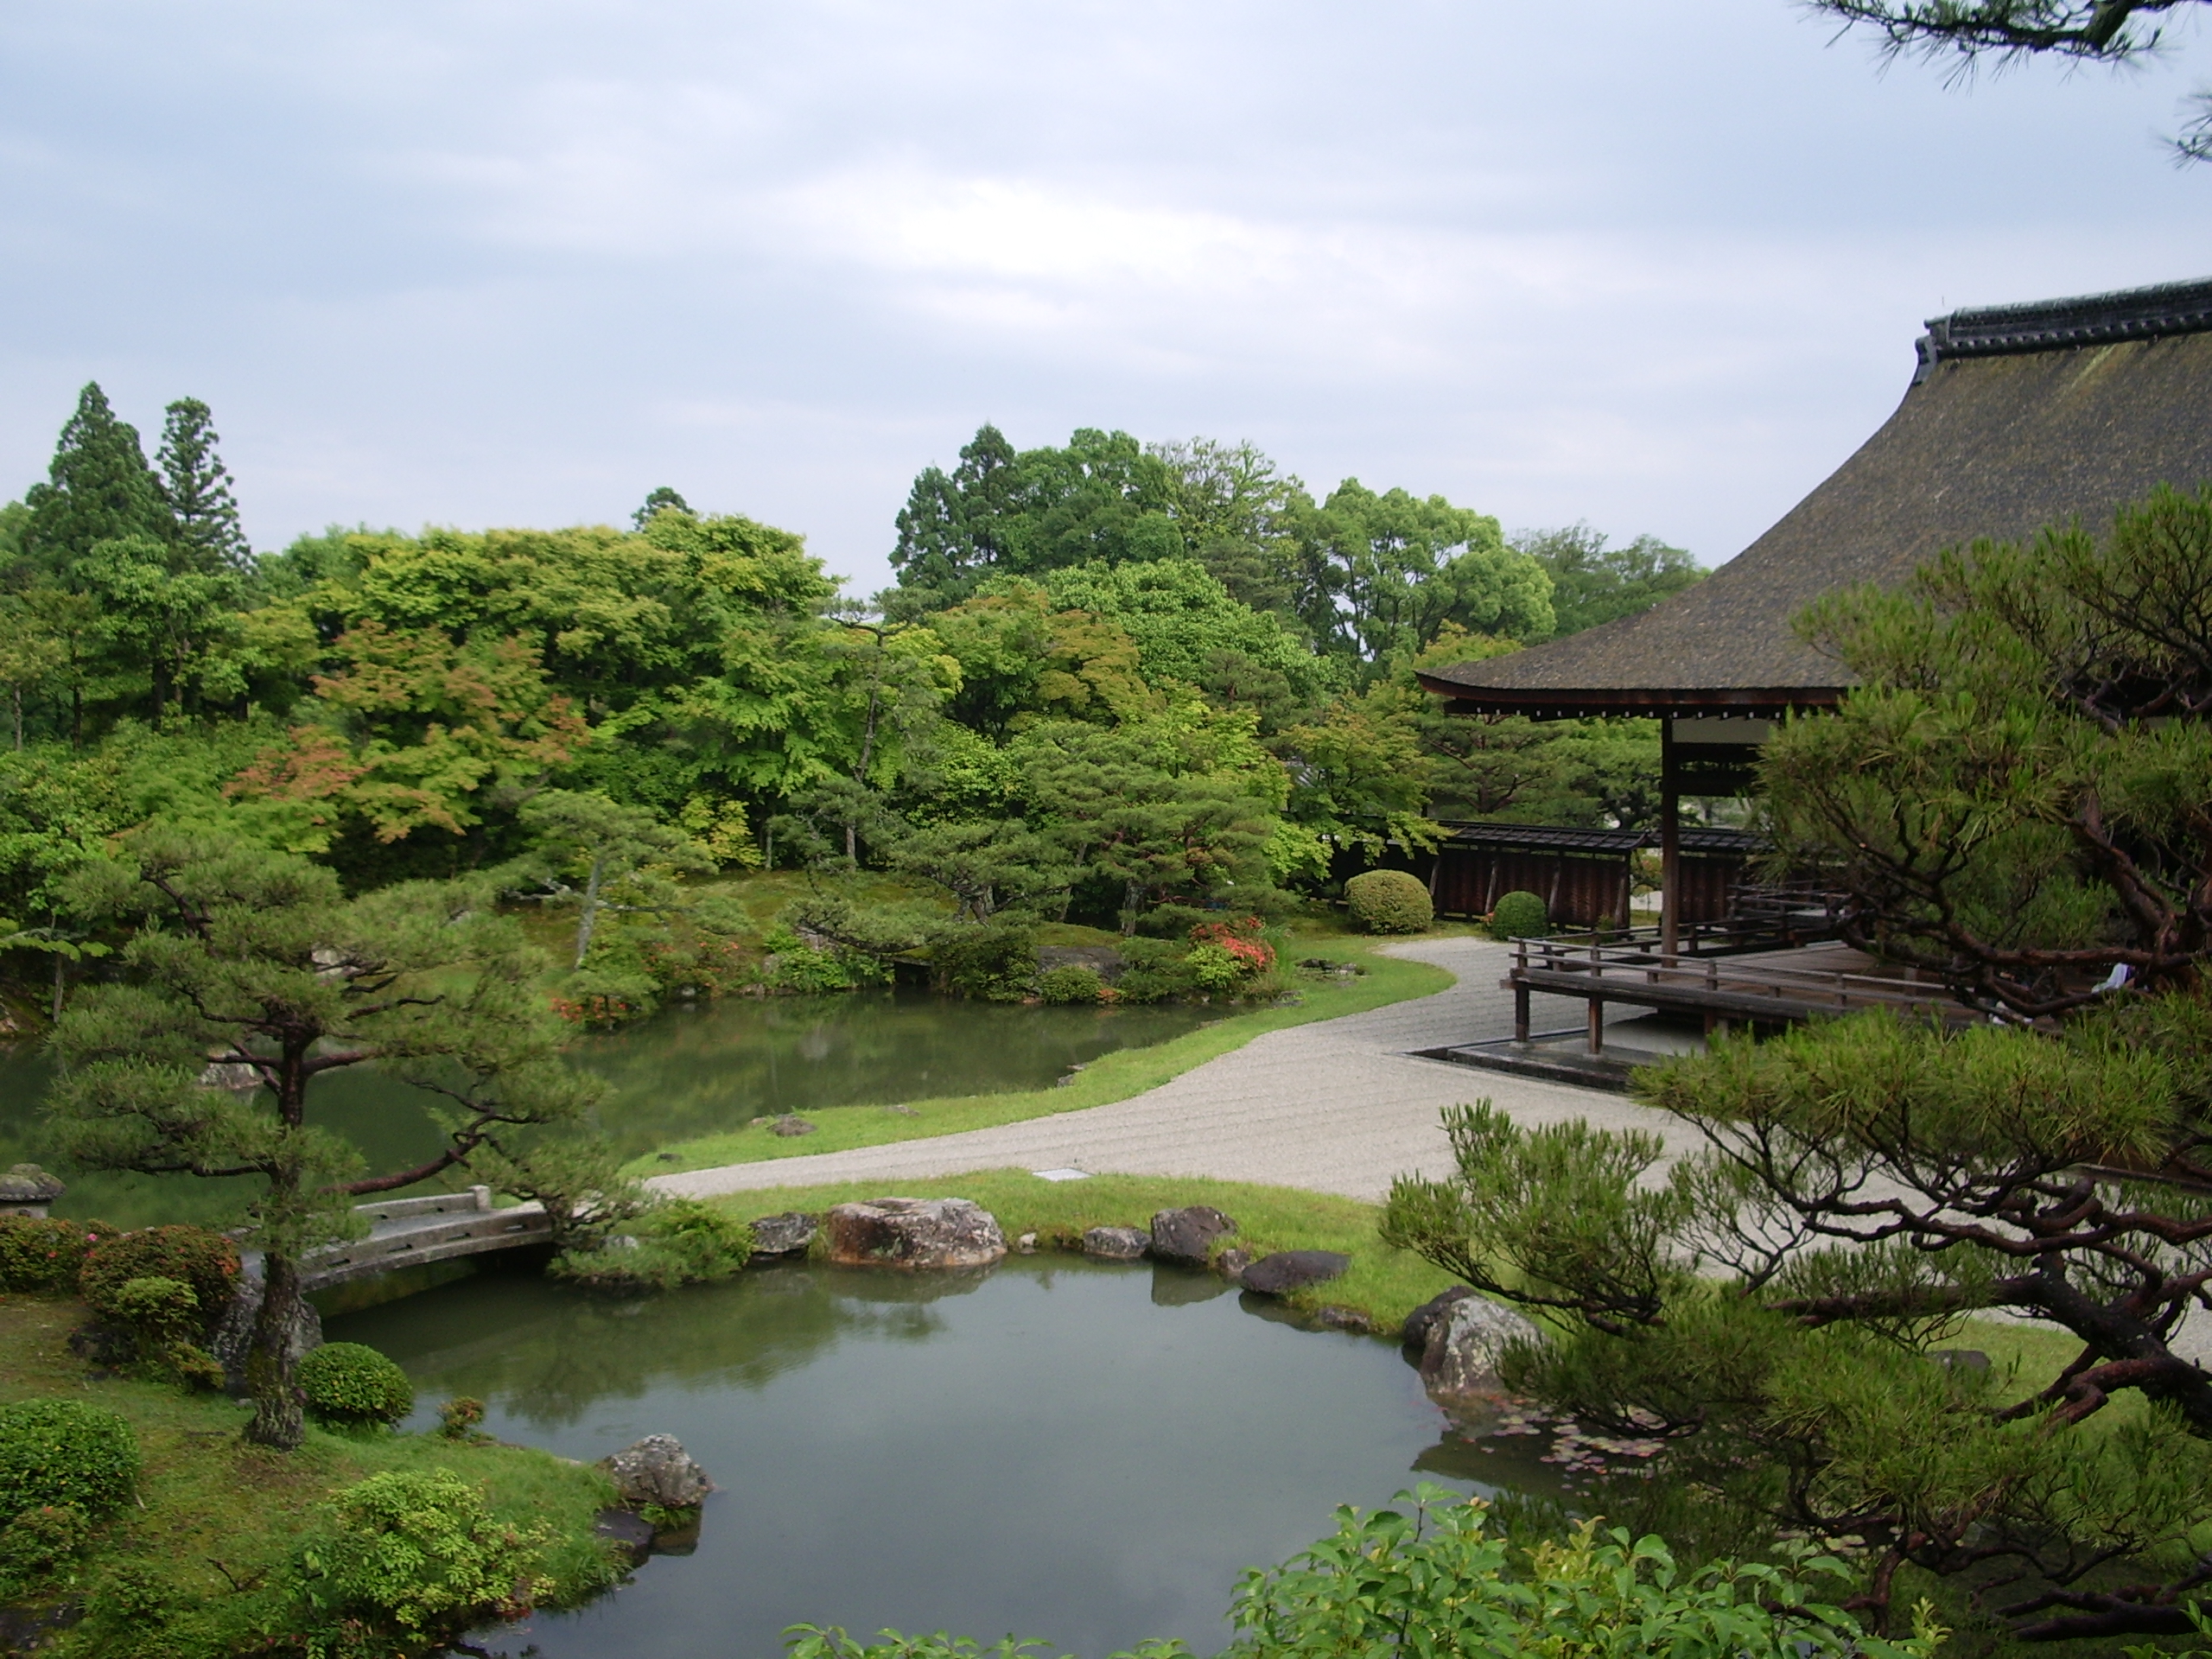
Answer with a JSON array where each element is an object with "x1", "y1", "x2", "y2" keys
[{"x1": 651, "y1": 937, "x2": 1697, "y2": 1205}]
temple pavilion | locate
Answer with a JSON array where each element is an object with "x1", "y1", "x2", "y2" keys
[{"x1": 1414, "y1": 276, "x2": 2212, "y2": 1081}]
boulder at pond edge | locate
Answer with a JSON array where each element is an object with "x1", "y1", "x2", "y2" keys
[
  {"x1": 1149, "y1": 1205, "x2": 1236, "y2": 1267},
  {"x1": 747, "y1": 1211, "x2": 817, "y2": 1258},
  {"x1": 599, "y1": 1433, "x2": 713, "y2": 1509},
  {"x1": 1082, "y1": 1225, "x2": 1148, "y2": 1261},
  {"x1": 1419, "y1": 1294, "x2": 1542, "y2": 1404},
  {"x1": 825, "y1": 1197, "x2": 1007, "y2": 1270},
  {"x1": 1239, "y1": 1250, "x2": 1350, "y2": 1296}
]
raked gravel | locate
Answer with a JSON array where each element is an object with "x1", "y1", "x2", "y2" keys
[{"x1": 650, "y1": 937, "x2": 1694, "y2": 1205}]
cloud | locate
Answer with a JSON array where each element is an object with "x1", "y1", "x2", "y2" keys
[{"x1": 3, "y1": 0, "x2": 2211, "y2": 597}]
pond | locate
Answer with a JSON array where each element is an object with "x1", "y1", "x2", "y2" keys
[
  {"x1": 0, "y1": 991, "x2": 1214, "y2": 1228},
  {"x1": 334, "y1": 1255, "x2": 1557, "y2": 1659}
]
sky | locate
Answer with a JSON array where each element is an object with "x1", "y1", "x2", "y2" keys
[{"x1": 3, "y1": 2, "x2": 2211, "y2": 599}]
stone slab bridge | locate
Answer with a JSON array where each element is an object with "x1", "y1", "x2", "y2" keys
[{"x1": 299, "y1": 1187, "x2": 554, "y2": 1293}]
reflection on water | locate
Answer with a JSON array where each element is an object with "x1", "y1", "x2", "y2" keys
[
  {"x1": 0, "y1": 990, "x2": 1211, "y2": 1228},
  {"x1": 335, "y1": 1257, "x2": 1546, "y2": 1659}
]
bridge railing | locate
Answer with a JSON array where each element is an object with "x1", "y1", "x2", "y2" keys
[{"x1": 302, "y1": 1188, "x2": 555, "y2": 1289}]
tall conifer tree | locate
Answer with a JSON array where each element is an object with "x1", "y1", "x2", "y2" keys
[
  {"x1": 21, "y1": 384, "x2": 169, "y2": 574},
  {"x1": 156, "y1": 397, "x2": 251, "y2": 572}
]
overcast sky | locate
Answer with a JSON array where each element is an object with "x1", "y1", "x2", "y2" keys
[{"x1": 4, "y1": 2, "x2": 2209, "y2": 597}]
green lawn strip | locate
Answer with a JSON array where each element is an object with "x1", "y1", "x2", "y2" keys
[
  {"x1": 627, "y1": 937, "x2": 1459, "y2": 1178},
  {"x1": 0, "y1": 1294, "x2": 616, "y2": 1636},
  {"x1": 702, "y1": 1169, "x2": 1465, "y2": 1338}
]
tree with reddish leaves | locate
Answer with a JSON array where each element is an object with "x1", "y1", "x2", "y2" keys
[{"x1": 43, "y1": 831, "x2": 598, "y2": 1450}]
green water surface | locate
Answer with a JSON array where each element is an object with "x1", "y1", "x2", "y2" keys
[
  {"x1": 334, "y1": 1255, "x2": 1552, "y2": 1659},
  {"x1": 0, "y1": 991, "x2": 1211, "y2": 1227}
]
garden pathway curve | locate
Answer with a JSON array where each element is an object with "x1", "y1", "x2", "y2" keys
[{"x1": 652, "y1": 938, "x2": 1694, "y2": 1205}]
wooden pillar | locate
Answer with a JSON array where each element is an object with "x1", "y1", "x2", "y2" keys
[{"x1": 1660, "y1": 718, "x2": 1681, "y2": 962}]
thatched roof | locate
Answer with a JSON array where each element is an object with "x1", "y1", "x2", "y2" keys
[{"x1": 1421, "y1": 277, "x2": 2212, "y2": 718}]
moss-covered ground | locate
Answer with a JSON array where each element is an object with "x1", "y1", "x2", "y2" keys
[
  {"x1": 630, "y1": 925, "x2": 1463, "y2": 1176},
  {"x1": 0, "y1": 1294, "x2": 617, "y2": 1655}
]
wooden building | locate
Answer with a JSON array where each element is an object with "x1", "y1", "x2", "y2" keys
[
  {"x1": 1428, "y1": 823, "x2": 1760, "y2": 930},
  {"x1": 1421, "y1": 276, "x2": 2212, "y2": 957}
]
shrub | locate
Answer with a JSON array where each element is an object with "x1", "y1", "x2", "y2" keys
[
  {"x1": 297, "y1": 1342, "x2": 416, "y2": 1429},
  {"x1": 79, "y1": 1224, "x2": 240, "y2": 1333},
  {"x1": 436, "y1": 1397, "x2": 488, "y2": 1441},
  {"x1": 764, "y1": 926, "x2": 892, "y2": 994},
  {"x1": 111, "y1": 1274, "x2": 200, "y2": 1344},
  {"x1": 0, "y1": 1400, "x2": 140, "y2": 1523},
  {"x1": 1190, "y1": 916, "x2": 1275, "y2": 971},
  {"x1": 550, "y1": 1198, "x2": 753, "y2": 1294},
  {"x1": 107, "y1": 1274, "x2": 226, "y2": 1389},
  {"x1": 296, "y1": 1469, "x2": 552, "y2": 1638},
  {"x1": 1185, "y1": 943, "x2": 1245, "y2": 992},
  {"x1": 1037, "y1": 965, "x2": 1107, "y2": 1004},
  {"x1": 785, "y1": 1487, "x2": 1941, "y2": 1659},
  {"x1": 0, "y1": 1503, "x2": 89, "y2": 1596},
  {"x1": 0, "y1": 1216, "x2": 107, "y2": 1294},
  {"x1": 930, "y1": 923, "x2": 1039, "y2": 1000},
  {"x1": 1345, "y1": 868, "x2": 1433, "y2": 934},
  {"x1": 1489, "y1": 888, "x2": 1549, "y2": 940}
]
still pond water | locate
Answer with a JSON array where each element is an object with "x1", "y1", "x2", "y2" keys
[
  {"x1": 0, "y1": 990, "x2": 1211, "y2": 1227},
  {"x1": 335, "y1": 1255, "x2": 1550, "y2": 1659}
]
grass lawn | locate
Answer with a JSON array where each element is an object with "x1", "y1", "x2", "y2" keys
[
  {"x1": 627, "y1": 927, "x2": 1465, "y2": 1177},
  {"x1": 0, "y1": 1294, "x2": 618, "y2": 1655},
  {"x1": 700, "y1": 1169, "x2": 1467, "y2": 1338}
]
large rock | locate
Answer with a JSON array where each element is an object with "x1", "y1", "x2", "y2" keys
[
  {"x1": 1419, "y1": 1294, "x2": 1541, "y2": 1402},
  {"x1": 1149, "y1": 1205, "x2": 1236, "y2": 1267},
  {"x1": 211, "y1": 1267, "x2": 324, "y2": 1397},
  {"x1": 747, "y1": 1211, "x2": 817, "y2": 1258},
  {"x1": 1239, "y1": 1249, "x2": 1350, "y2": 1296},
  {"x1": 825, "y1": 1198, "x2": 1007, "y2": 1270},
  {"x1": 599, "y1": 1433, "x2": 712, "y2": 1509},
  {"x1": 1400, "y1": 1286, "x2": 1477, "y2": 1351},
  {"x1": 1083, "y1": 1225, "x2": 1148, "y2": 1260}
]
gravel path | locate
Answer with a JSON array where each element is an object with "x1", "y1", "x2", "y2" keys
[{"x1": 652, "y1": 938, "x2": 1696, "y2": 1205}]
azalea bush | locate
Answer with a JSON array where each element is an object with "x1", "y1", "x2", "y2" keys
[{"x1": 0, "y1": 1215, "x2": 106, "y2": 1294}]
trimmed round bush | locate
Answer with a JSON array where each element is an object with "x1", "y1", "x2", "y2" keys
[
  {"x1": 0, "y1": 1400, "x2": 140, "y2": 1523},
  {"x1": 1490, "y1": 889, "x2": 1549, "y2": 940},
  {"x1": 1037, "y1": 965, "x2": 1106, "y2": 1004},
  {"x1": 80, "y1": 1225, "x2": 239, "y2": 1332},
  {"x1": 298, "y1": 1342, "x2": 416, "y2": 1429},
  {"x1": 0, "y1": 1217, "x2": 105, "y2": 1294},
  {"x1": 1345, "y1": 869, "x2": 1433, "y2": 935}
]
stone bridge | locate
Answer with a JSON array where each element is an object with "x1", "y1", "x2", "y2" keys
[{"x1": 302, "y1": 1186, "x2": 555, "y2": 1292}]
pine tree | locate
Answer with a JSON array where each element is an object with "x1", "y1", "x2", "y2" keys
[
  {"x1": 21, "y1": 384, "x2": 170, "y2": 575},
  {"x1": 156, "y1": 397, "x2": 251, "y2": 572},
  {"x1": 632, "y1": 486, "x2": 691, "y2": 530}
]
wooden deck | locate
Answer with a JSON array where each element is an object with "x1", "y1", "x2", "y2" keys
[{"x1": 1507, "y1": 932, "x2": 1967, "y2": 1054}]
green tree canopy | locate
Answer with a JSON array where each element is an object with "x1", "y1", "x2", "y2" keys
[
  {"x1": 156, "y1": 397, "x2": 251, "y2": 573},
  {"x1": 21, "y1": 385, "x2": 171, "y2": 575},
  {"x1": 1288, "y1": 480, "x2": 1553, "y2": 665},
  {"x1": 1513, "y1": 524, "x2": 1703, "y2": 637}
]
